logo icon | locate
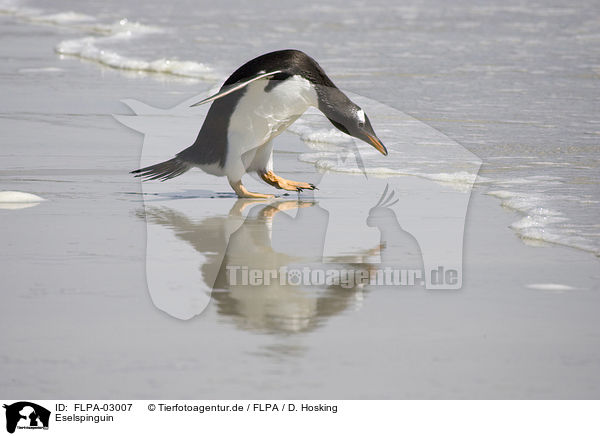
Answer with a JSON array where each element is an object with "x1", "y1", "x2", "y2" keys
[
  {"x1": 116, "y1": 88, "x2": 481, "y2": 320},
  {"x1": 3, "y1": 402, "x2": 50, "y2": 434}
]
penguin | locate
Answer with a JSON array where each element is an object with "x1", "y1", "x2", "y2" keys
[{"x1": 131, "y1": 49, "x2": 387, "y2": 198}]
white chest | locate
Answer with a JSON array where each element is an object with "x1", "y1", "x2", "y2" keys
[{"x1": 227, "y1": 75, "x2": 318, "y2": 151}]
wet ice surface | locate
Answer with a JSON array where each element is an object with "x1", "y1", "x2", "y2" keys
[{"x1": 1, "y1": 2, "x2": 600, "y2": 398}]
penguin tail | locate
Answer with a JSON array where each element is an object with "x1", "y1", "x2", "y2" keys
[{"x1": 130, "y1": 157, "x2": 192, "y2": 181}]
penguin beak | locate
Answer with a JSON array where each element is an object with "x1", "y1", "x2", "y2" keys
[{"x1": 366, "y1": 134, "x2": 388, "y2": 156}]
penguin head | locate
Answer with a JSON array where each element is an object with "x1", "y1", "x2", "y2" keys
[
  {"x1": 319, "y1": 89, "x2": 388, "y2": 156},
  {"x1": 338, "y1": 107, "x2": 387, "y2": 156}
]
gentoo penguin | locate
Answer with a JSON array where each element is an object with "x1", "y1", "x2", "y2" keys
[{"x1": 131, "y1": 49, "x2": 387, "y2": 198}]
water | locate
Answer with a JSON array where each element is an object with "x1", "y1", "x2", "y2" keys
[
  {"x1": 2, "y1": 0, "x2": 600, "y2": 398},
  {"x1": 3, "y1": 0, "x2": 598, "y2": 255}
]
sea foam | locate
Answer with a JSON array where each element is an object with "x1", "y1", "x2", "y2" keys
[
  {"x1": 55, "y1": 18, "x2": 217, "y2": 80},
  {"x1": 487, "y1": 190, "x2": 597, "y2": 254},
  {"x1": 526, "y1": 283, "x2": 577, "y2": 291},
  {"x1": 0, "y1": 191, "x2": 45, "y2": 203},
  {"x1": 1, "y1": 1, "x2": 217, "y2": 80}
]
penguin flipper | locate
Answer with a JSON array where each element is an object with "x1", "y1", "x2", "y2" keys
[{"x1": 190, "y1": 70, "x2": 282, "y2": 107}]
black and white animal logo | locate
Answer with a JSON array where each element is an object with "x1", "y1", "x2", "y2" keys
[{"x1": 3, "y1": 402, "x2": 50, "y2": 434}]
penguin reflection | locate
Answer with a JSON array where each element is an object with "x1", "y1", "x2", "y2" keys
[{"x1": 141, "y1": 200, "x2": 368, "y2": 333}]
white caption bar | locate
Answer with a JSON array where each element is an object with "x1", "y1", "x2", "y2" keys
[{"x1": 1, "y1": 400, "x2": 599, "y2": 435}]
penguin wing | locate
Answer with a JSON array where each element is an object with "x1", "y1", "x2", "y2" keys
[{"x1": 190, "y1": 70, "x2": 283, "y2": 107}]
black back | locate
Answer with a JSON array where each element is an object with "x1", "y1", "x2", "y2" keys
[
  {"x1": 177, "y1": 50, "x2": 340, "y2": 167},
  {"x1": 224, "y1": 49, "x2": 336, "y2": 88}
]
